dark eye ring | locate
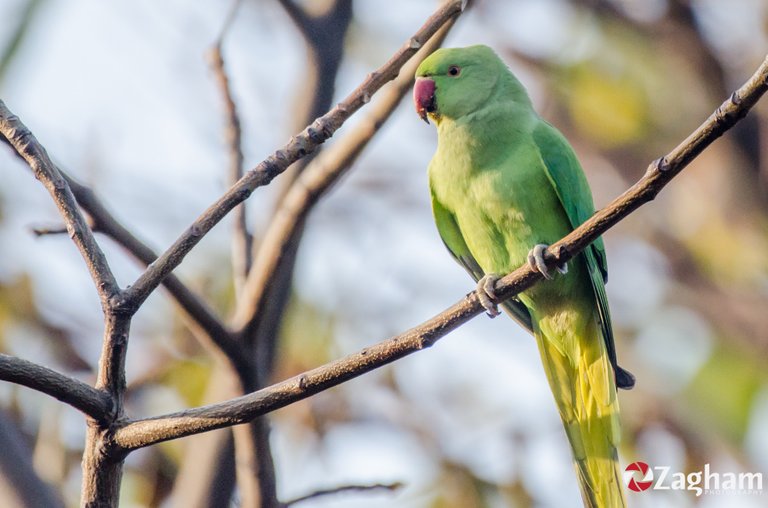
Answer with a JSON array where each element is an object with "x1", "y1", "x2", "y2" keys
[{"x1": 448, "y1": 65, "x2": 461, "y2": 77}]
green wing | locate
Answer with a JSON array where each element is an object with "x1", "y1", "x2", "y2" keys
[
  {"x1": 431, "y1": 191, "x2": 533, "y2": 332},
  {"x1": 532, "y1": 121, "x2": 634, "y2": 389}
]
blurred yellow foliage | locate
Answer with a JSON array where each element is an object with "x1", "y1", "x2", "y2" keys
[{"x1": 567, "y1": 65, "x2": 648, "y2": 148}]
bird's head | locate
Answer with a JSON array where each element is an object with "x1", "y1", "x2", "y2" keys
[{"x1": 414, "y1": 45, "x2": 505, "y2": 124}]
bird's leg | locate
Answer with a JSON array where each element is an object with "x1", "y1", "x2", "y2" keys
[
  {"x1": 476, "y1": 273, "x2": 501, "y2": 318},
  {"x1": 527, "y1": 243, "x2": 568, "y2": 280}
]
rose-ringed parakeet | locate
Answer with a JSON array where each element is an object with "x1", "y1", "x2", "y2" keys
[{"x1": 414, "y1": 45, "x2": 635, "y2": 508}]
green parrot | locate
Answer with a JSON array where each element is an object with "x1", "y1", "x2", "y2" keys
[{"x1": 414, "y1": 45, "x2": 635, "y2": 508}]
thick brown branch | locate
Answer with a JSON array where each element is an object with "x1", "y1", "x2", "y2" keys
[
  {"x1": 0, "y1": 354, "x2": 112, "y2": 422},
  {"x1": 233, "y1": 16, "x2": 458, "y2": 335},
  {"x1": 114, "y1": 52, "x2": 768, "y2": 450},
  {"x1": 0, "y1": 101, "x2": 119, "y2": 308},
  {"x1": 116, "y1": 0, "x2": 467, "y2": 313},
  {"x1": 80, "y1": 313, "x2": 132, "y2": 505}
]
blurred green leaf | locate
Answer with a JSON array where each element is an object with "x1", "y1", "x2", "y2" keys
[
  {"x1": 686, "y1": 341, "x2": 764, "y2": 443},
  {"x1": 160, "y1": 358, "x2": 212, "y2": 407}
]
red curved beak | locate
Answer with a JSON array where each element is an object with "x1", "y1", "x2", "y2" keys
[{"x1": 413, "y1": 77, "x2": 436, "y2": 124}]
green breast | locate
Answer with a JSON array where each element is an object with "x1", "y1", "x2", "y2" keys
[{"x1": 429, "y1": 132, "x2": 571, "y2": 277}]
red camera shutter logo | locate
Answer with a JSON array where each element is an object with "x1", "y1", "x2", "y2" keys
[{"x1": 625, "y1": 461, "x2": 654, "y2": 492}]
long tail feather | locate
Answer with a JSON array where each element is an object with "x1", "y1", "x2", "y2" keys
[{"x1": 534, "y1": 316, "x2": 627, "y2": 508}]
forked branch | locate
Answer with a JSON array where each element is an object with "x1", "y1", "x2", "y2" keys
[{"x1": 116, "y1": 0, "x2": 467, "y2": 312}]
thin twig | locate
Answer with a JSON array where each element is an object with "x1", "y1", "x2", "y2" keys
[
  {"x1": 210, "y1": 0, "x2": 252, "y2": 295},
  {"x1": 0, "y1": 101, "x2": 120, "y2": 308},
  {"x1": 113, "y1": 52, "x2": 768, "y2": 450},
  {"x1": 0, "y1": 354, "x2": 112, "y2": 422},
  {"x1": 215, "y1": 0, "x2": 243, "y2": 44},
  {"x1": 30, "y1": 223, "x2": 73, "y2": 236},
  {"x1": 233, "y1": 15, "x2": 459, "y2": 335},
  {"x1": 116, "y1": 0, "x2": 467, "y2": 314},
  {"x1": 284, "y1": 482, "x2": 403, "y2": 506}
]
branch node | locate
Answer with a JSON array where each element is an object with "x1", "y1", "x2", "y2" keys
[
  {"x1": 305, "y1": 124, "x2": 324, "y2": 144},
  {"x1": 655, "y1": 156, "x2": 670, "y2": 173},
  {"x1": 362, "y1": 92, "x2": 371, "y2": 104},
  {"x1": 189, "y1": 225, "x2": 203, "y2": 237},
  {"x1": 115, "y1": 333, "x2": 128, "y2": 348},
  {"x1": 408, "y1": 37, "x2": 422, "y2": 50},
  {"x1": 261, "y1": 158, "x2": 281, "y2": 181},
  {"x1": 53, "y1": 177, "x2": 67, "y2": 190},
  {"x1": 298, "y1": 374, "x2": 308, "y2": 390},
  {"x1": 714, "y1": 103, "x2": 730, "y2": 125}
]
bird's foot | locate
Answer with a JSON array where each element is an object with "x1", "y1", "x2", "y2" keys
[
  {"x1": 527, "y1": 244, "x2": 567, "y2": 280},
  {"x1": 476, "y1": 273, "x2": 501, "y2": 318}
]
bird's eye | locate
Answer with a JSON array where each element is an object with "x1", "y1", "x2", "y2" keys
[{"x1": 448, "y1": 65, "x2": 461, "y2": 77}]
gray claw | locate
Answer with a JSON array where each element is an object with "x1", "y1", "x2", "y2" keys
[
  {"x1": 528, "y1": 244, "x2": 553, "y2": 280},
  {"x1": 527, "y1": 244, "x2": 568, "y2": 279},
  {"x1": 476, "y1": 274, "x2": 501, "y2": 318}
]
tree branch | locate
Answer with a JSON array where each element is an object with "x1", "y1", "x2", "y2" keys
[
  {"x1": 284, "y1": 482, "x2": 403, "y2": 506},
  {"x1": 113, "y1": 52, "x2": 768, "y2": 450},
  {"x1": 209, "y1": 0, "x2": 252, "y2": 295},
  {"x1": 55, "y1": 173, "x2": 250, "y2": 380},
  {"x1": 116, "y1": 0, "x2": 467, "y2": 314},
  {"x1": 0, "y1": 101, "x2": 120, "y2": 309},
  {"x1": 0, "y1": 409, "x2": 63, "y2": 508},
  {"x1": 0, "y1": 354, "x2": 112, "y2": 422},
  {"x1": 276, "y1": 0, "x2": 313, "y2": 41},
  {"x1": 80, "y1": 312, "x2": 132, "y2": 505},
  {"x1": 233, "y1": 14, "x2": 459, "y2": 335}
]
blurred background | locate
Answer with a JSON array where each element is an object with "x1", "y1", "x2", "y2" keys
[{"x1": 1, "y1": 0, "x2": 767, "y2": 506}]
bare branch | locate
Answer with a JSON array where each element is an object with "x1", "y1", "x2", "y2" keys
[
  {"x1": 53, "y1": 174, "x2": 248, "y2": 378},
  {"x1": 113, "y1": 52, "x2": 768, "y2": 450},
  {"x1": 0, "y1": 354, "x2": 112, "y2": 422},
  {"x1": 0, "y1": 410, "x2": 63, "y2": 508},
  {"x1": 233, "y1": 15, "x2": 459, "y2": 334},
  {"x1": 0, "y1": 101, "x2": 120, "y2": 308},
  {"x1": 116, "y1": 0, "x2": 467, "y2": 313},
  {"x1": 209, "y1": 0, "x2": 252, "y2": 295},
  {"x1": 229, "y1": 3, "x2": 355, "y2": 505},
  {"x1": 80, "y1": 313, "x2": 132, "y2": 505},
  {"x1": 284, "y1": 482, "x2": 403, "y2": 506},
  {"x1": 30, "y1": 223, "x2": 73, "y2": 236},
  {"x1": 277, "y1": 0, "x2": 313, "y2": 40},
  {"x1": 215, "y1": 0, "x2": 243, "y2": 44}
]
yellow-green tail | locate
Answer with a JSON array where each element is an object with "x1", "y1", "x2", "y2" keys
[{"x1": 534, "y1": 318, "x2": 627, "y2": 508}]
